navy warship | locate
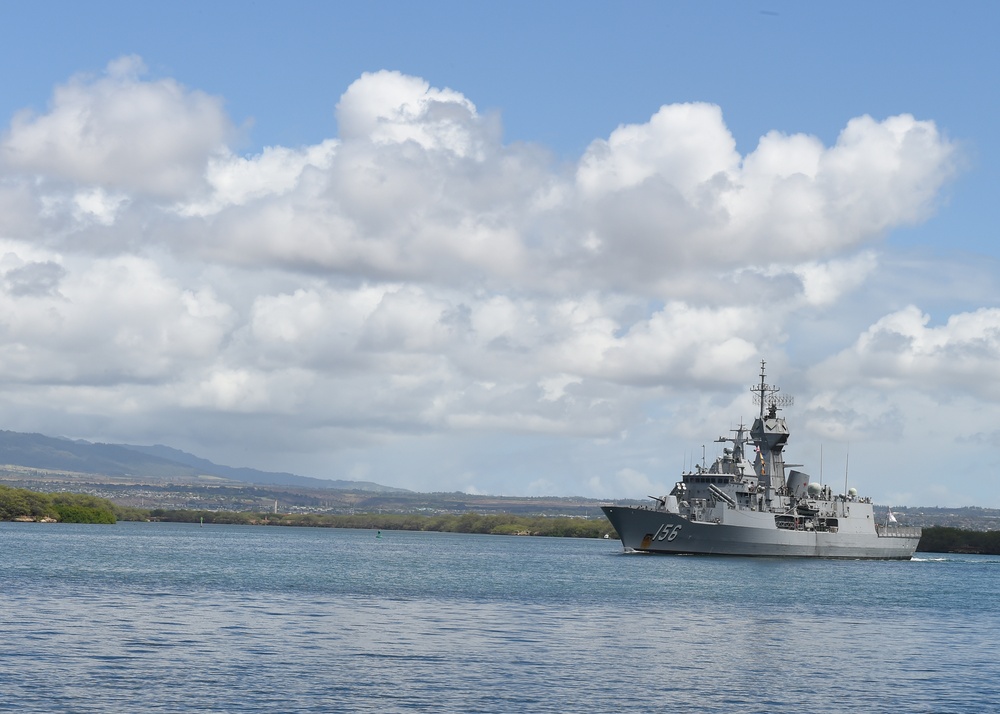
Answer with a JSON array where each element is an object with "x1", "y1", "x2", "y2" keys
[{"x1": 602, "y1": 362, "x2": 921, "y2": 558}]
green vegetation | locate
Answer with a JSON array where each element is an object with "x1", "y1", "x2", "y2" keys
[
  {"x1": 0, "y1": 484, "x2": 613, "y2": 536},
  {"x1": 0, "y1": 485, "x2": 55, "y2": 520},
  {"x1": 917, "y1": 526, "x2": 1000, "y2": 555},
  {"x1": 0, "y1": 485, "x2": 118, "y2": 523},
  {"x1": 148, "y1": 509, "x2": 616, "y2": 538}
]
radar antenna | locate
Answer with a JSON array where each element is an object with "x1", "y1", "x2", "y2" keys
[{"x1": 751, "y1": 360, "x2": 794, "y2": 419}]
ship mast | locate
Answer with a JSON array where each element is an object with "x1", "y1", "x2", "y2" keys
[
  {"x1": 751, "y1": 360, "x2": 793, "y2": 420},
  {"x1": 750, "y1": 360, "x2": 794, "y2": 505}
]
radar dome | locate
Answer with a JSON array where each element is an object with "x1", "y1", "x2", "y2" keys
[
  {"x1": 848, "y1": 487, "x2": 858, "y2": 497},
  {"x1": 807, "y1": 482, "x2": 822, "y2": 497}
]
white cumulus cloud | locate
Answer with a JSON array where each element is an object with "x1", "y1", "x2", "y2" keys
[
  {"x1": 0, "y1": 59, "x2": 980, "y2": 504},
  {"x1": 1, "y1": 56, "x2": 232, "y2": 199}
]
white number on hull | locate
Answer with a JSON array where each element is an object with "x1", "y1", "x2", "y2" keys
[{"x1": 653, "y1": 524, "x2": 682, "y2": 542}]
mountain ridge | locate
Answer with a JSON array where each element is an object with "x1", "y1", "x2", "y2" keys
[{"x1": 0, "y1": 430, "x2": 405, "y2": 493}]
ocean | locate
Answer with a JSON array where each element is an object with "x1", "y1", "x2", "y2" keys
[{"x1": 1, "y1": 521, "x2": 996, "y2": 713}]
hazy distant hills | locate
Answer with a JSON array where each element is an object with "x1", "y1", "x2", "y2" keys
[{"x1": 0, "y1": 430, "x2": 405, "y2": 493}]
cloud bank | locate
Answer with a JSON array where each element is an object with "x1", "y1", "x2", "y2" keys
[{"x1": 0, "y1": 59, "x2": 987, "y2": 505}]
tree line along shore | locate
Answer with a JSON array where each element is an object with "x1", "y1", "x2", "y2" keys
[
  {"x1": 0, "y1": 484, "x2": 611, "y2": 537},
  {"x1": 2, "y1": 484, "x2": 999, "y2": 553}
]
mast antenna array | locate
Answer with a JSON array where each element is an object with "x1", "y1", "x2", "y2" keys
[{"x1": 750, "y1": 360, "x2": 794, "y2": 417}]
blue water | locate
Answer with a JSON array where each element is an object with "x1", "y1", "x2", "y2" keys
[{"x1": 1, "y1": 522, "x2": 996, "y2": 713}]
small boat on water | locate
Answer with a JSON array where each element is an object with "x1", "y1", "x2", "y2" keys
[{"x1": 602, "y1": 361, "x2": 921, "y2": 559}]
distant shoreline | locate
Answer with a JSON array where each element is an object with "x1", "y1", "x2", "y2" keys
[
  {"x1": 142, "y1": 508, "x2": 614, "y2": 539},
  {"x1": 4, "y1": 484, "x2": 1000, "y2": 553}
]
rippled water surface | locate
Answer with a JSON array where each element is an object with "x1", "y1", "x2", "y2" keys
[{"x1": 1, "y1": 521, "x2": 996, "y2": 712}]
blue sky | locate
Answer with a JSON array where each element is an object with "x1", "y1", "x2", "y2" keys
[{"x1": 0, "y1": 1, "x2": 998, "y2": 507}]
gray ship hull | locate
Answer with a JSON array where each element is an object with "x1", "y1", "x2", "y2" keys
[
  {"x1": 602, "y1": 505, "x2": 920, "y2": 559},
  {"x1": 601, "y1": 364, "x2": 921, "y2": 559}
]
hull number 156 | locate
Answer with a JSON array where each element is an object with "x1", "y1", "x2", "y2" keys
[{"x1": 653, "y1": 524, "x2": 682, "y2": 542}]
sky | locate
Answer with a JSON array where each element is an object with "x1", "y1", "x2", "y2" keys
[{"x1": 0, "y1": 1, "x2": 998, "y2": 507}]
